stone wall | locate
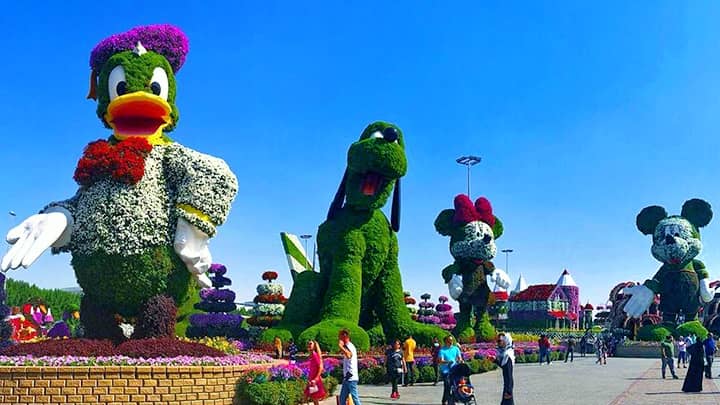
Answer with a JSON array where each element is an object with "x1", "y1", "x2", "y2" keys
[{"x1": 0, "y1": 365, "x2": 256, "y2": 405}]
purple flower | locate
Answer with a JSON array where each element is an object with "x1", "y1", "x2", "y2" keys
[
  {"x1": 199, "y1": 288, "x2": 236, "y2": 302},
  {"x1": 89, "y1": 24, "x2": 189, "y2": 72}
]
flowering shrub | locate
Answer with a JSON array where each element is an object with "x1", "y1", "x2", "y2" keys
[
  {"x1": 132, "y1": 295, "x2": 176, "y2": 339},
  {"x1": 179, "y1": 336, "x2": 240, "y2": 354},
  {"x1": 187, "y1": 264, "x2": 244, "y2": 339},
  {"x1": 1, "y1": 339, "x2": 115, "y2": 357},
  {"x1": 0, "y1": 352, "x2": 272, "y2": 367},
  {"x1": 248, "y1": 273, "x2": 287, "y2": 329}
]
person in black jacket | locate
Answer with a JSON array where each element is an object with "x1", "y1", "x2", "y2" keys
[
  {"x1": 495, "y1": 332, "x2": 515, "y2": 405},
  {"x1": 385, "y1": 339, "x2": 405, "y2": 400}
]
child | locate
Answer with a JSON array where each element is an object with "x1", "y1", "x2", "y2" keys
[{"x1": 385, "y1": 339, "x2": 405, "y2": 400}]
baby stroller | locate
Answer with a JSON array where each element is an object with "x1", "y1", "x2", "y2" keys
[{"x1": 449, "y1": 363, "x2": 476, "y2": 405}]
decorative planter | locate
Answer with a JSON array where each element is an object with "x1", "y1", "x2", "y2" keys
[
  {"x1": 615, "y1": 344, "x2": 661, "y2": 358},
  {"x1": 0, "y1": 364, "x2": 261, "y2": 405}
]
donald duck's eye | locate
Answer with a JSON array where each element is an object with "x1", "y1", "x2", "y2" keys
[
  {"x1": 149, "y1": 67, "x2": 169, "y2": 100},
  {"x1": 108, "y1": 65, "x2": 127, "y2": 101}
]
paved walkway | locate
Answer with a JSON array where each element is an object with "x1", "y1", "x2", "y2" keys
[{"x1": 319, "y1": 356, "x2": 720, "y2": 404}]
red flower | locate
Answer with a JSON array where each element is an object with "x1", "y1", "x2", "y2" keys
[
  {"x1": 74, "y1": 138, "x2": 152, "y2": 186},
  {"x1": 262, "y1": 271, "x2": 279, "y2": 281}
]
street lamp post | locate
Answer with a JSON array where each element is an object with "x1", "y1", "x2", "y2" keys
[
  {"x1": 299, "y1": 234, "x2": 312, "y2": 265},
  {"x1": 456, "y1": 156, "x2": 481, "y2": 197},
  {"x1": 501, "y1": 249, "x2": 514, "y2": 275}
]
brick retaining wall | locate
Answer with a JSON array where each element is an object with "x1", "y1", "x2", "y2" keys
[{"x1": 0, "y1": 364, "x2": 259, "y2": 405}]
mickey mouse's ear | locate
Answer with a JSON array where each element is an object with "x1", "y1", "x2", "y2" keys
[
  {"x1": 636, "y1": 205, "x2": 668, "y2": 235},
  {"x1": 682, "y1": 199, "x2": 713, "y2": 228}
]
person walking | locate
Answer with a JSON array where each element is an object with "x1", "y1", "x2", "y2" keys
[
  {"x1": 661, "y1": 335, "x2": 679, "y2": 379},
  {"x1": 431, "y1": 337, "x2": 441, "y2": 385},
  {"x1": 595, "y1": 338, "x2": 606, "y2": 365},
  {"x1": 678, "y1": 335, "x2": 687, "y2": 368},
  {"x1": 438, "y1": 335, "x2": 463, "y2": 405},
  {"x1": 579, "y1": 334, "x2": 587, "y2": 357},
  {"x1": 402, "y1": 334, "x2": 416, "y2": 387},
  {"x1": 338, "y1": 329, "x2": 362, "y2": 405},
  {"x1": 704, "y1": 333, "x2": 716, "y2": 379},
  {"x1": 495, "y1": 333, "x2": 515, "y2": 405},
  {"x1": 683, "y1": 339, "x2": 706, "y2": 392},
  {"x1": 385, "y1": 339, "x2": 406, "y2": 400},
  {"x1": 304, "y1": 340, "x2": 326, "y2": 405},
  {"x1": 565, "y1": 336, "x2": 575, "y2": 363}
]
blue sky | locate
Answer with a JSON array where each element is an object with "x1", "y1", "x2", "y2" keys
[{"x1": 2, "y1": 2, "x2": 720, "y2": 312}]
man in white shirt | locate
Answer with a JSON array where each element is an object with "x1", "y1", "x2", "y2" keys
[{"x1": 338, "y1": 329, "x2": 362, "y2": 405}]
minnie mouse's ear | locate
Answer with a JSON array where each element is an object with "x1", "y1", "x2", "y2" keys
[
  {"x1": 391, "y1": 179, "x2": 401, "y2": 232},
  {"x1": 682, "y1": 199, "x2": 713, "y2": 228},
  {"x1": 435, "y1": 209, "x2": 455, "y2": 236},
  {"x1": 636, "y1": 205, "x2": 668, "y2": 235},
  {"x1": 327, "y1": 169, "x2": 348, "y2": 221}
]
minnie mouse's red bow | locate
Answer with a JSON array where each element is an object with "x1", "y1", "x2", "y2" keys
[{"x1": 453, "y1": 194, "x2": 495, "y2": 227}]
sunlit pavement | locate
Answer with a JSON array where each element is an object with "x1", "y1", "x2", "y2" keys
[{"x1": 320, "y1": 356, "x2": 720, "y2": 404}]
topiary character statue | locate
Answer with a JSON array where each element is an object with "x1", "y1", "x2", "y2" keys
[
  {"x1": 434, "y1": 194, "x2": 511, "y2": 342},
  {"x1": 624, "y1": 199, "x2": 714, "y2": 338},
  {"x1": 0, "y1": 25, "x2": 238, "y2": 341},
  {"x1": 264, "y1": 121, "x2": 447, "y2": 351}
]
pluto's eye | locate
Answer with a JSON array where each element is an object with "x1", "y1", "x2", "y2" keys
[
  {"x1": 149, "y1": 67, "x2": 169, "y2": 100},
  {"x1": 108, "y1": 65, "x2": 127, "y2": 100},
  {"x1": 370, "y1": 131, "x2": 384, "y2": 139},
  {"x1": 382, "y1": 127, "x2": 399, "y2": 142}
]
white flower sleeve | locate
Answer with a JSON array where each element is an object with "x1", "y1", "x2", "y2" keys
[{"x1": 166, "y1": 144, "x2": 238, "y2": 236}]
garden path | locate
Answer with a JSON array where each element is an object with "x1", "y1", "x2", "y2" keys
[{"x1": 319, "y1": 356, "x2": 720, "y2": 404}]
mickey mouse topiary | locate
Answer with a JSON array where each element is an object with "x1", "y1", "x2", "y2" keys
[{"x1": 624, "y1": 199, "x2": 714, "y2": 338}]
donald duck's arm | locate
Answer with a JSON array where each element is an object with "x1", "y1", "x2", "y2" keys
[{"x1": 165, "y1": 144, "x2": 238, "y2": 236}]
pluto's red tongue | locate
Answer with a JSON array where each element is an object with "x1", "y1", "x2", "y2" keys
[{"x1": 361, "y1": 173, "x2": 381, "y2": 196}]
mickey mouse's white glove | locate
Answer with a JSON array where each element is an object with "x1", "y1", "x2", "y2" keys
[
  {"x1": 623, "y1": 285, "x2": 655, "y2": 318},
  {"x1": 700, "y1": 279, "x2": 715, "y2": 303},
  {"x1": 448, "y1": 274, "x2": 463, "y2": 300},
  {"x1": 488, "y1": 268, "x2": 511, "y2": 290},
  {"x1": 1, "y1": 208, "x2": 72, "y2": 271},
  {"x1": 174, "y1": 218, "x2": 212, "y2": 288}
]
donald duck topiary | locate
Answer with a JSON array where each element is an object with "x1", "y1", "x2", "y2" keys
[{"x1": 1, "y1": 25, "x2": 238, "y2": 341}]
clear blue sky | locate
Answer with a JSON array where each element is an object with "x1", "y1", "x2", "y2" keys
[{"x1": 2, "y1": 2, "x2": 720, "y2": 312}]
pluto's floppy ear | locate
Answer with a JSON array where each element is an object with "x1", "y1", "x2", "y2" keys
[
  {"x1": 492, "y1": 216, "x2": 504, "y2": 239},
  {"x1": 327, "y1": 169, "x2": 348, "y2": 221},
  {"x1": 434, "y1": 209, "x2": 455, "y2": 236},
  {"x1": 681, "y1": 198, "x2": 713, "y2": 229},
  {"x1": 391, "y1": 179, "x2": 401, "y2": 232},
  {"x1": 636, "y1": 205, "x2": 668, "y2": 235}
]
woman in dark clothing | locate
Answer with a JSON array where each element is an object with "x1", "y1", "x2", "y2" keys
[
  {"x1": 431, "y1": 337, "x2": 441, "y2": 385},
  {"x1": 683, "y1": 341, "x2": 706, "y2": 392},
  {"x1": 495, "y1": 333, "x2": 515, "y2": 405},
  {"x1": 385, "y1": 339, "x2": 405, "y2": 400}
]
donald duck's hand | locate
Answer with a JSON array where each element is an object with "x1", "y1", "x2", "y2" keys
[
  {"x1": 1, "y1": 208, "x2": 72, "y2": 271},
  {"x1": 174, "y1": 218, "x2": 212, "y2": 288},
  {"x1": 700, "y1": 279, "x2": 715, "y2": 303}
]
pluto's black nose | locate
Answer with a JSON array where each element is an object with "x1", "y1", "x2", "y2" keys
[{"x1": 382, "y1": 127, "x2": 398, "y2": 142}]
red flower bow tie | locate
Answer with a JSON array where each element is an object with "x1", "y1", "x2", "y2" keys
[{"x1": 73, "y1": 137, "x2": 152, "y2": 186}]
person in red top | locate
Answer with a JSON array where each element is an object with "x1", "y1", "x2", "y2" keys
[
  {"x1": 304, "y1": 340, "x2": 326, "y2": 404},
  {"x1": 538, "y1": 334, "x2": 551, "y2": 365}
]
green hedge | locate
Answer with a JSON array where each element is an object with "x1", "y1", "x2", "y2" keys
[
  {"x1": 5, "y1": 278, "x2": 81, "y2": 313},
  {"x1": 235, "y1": 376, "x2": 338, "y2": 405}
]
